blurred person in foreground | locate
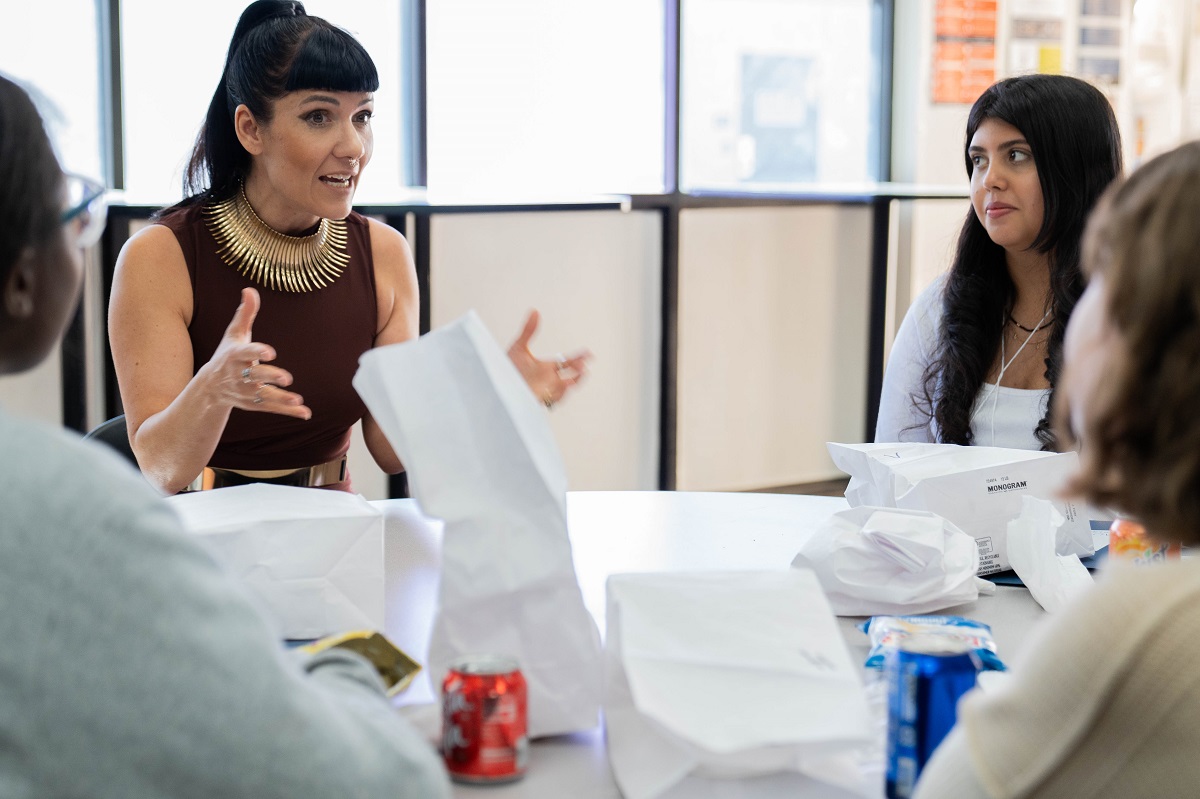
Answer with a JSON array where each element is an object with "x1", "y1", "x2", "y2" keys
[
  {"x1": 0, "y1": 73, "x2": 449, "y2": 798},
  {"x1": 914, "y1": 140, "x2": 1200, "y2": 797},
  {"x1": 110, "y1": 0, "x2": 588, "y2": 495}
]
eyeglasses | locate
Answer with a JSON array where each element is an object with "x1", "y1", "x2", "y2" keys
[{"x1": 61, "y1": 173, "x2": 108, "y2": 249}]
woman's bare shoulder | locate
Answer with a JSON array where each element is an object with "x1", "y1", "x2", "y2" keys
[
  {"x1": 363, "y1": 217, "x2": 417, "y2": 340},
  {"x1": 365, "y1": 217, "x2": 416, "y2": 289},
  {"x1": 111, "y1": 222, "x2": 192, "y2": 319},
  {"x1": 116, "y1": 222, "x2": 188, "y2": 275},
  {"x1": 364, "y1": 216, "x2": 410, "y2": 261}
]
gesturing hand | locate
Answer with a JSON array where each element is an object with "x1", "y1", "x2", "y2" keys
[
  {"x1": 207, "y1": 287, "x2": 311, "y2": 420},
  {"x1": 506, "y1": 309, "x2": 592, "y2": 409}
]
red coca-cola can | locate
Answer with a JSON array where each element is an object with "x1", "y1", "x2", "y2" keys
[{"x1": 441, "y1": 655, "x2": 528, "y2": 783}]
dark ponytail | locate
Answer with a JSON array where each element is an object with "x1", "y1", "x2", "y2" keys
[{"x1": 162, "y1": 0, "x2": 378, "y2": 216}]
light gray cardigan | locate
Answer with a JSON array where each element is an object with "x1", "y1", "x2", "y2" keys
[{"x1": 0, "y1": 409, "x2": 450, "y2": 798}]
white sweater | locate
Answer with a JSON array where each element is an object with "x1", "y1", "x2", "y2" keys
[
  {"x1": 915, "y1": 556, "x2": 1200, "y2": 798},
  {"x1": 875, "y1": 276, "x2": 1048, "y2": 450}
]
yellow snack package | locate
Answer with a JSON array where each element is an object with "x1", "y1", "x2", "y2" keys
[{"x1": 300, "y1": 630, "x2": 422, "y2": 697}]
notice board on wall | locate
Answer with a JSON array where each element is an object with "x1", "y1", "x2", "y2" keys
[
  {"x1": 1008, "y1": 2, "x2": 1065, "y2": 76},
  {"x1": 1076, "y1": 0, "x2": 1123, "y2": 85},
  {"x1": 933, "y1": 0, "x2": 998, "y2": 104}
]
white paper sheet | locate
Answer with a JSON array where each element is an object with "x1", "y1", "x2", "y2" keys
[
  {"x1": 792, "y1": 506, "x2": 990, "y2": 616},
  {"x1": 605, "y1": 570, "x2": 877, "y2": 799},
  {"x1": 1007, "y1": 497, "x2": 1094, "y2": 613},
  {"x1": 353, "y1": 310, "x2": 602, "y2": 737},
  {"x1": 167, "y1": 483, "x2": 384, "y2": 640},
  {"x1": 828, "y1": 442, "x2": 1092, "y2": 575}
]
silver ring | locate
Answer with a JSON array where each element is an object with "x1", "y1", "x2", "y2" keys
[
  {"x1": 242, "y1": 367, "x2": 254, "y2": 384},
  {"x1": 253, "y1": 384, "x2": 265, "y2": 404}
]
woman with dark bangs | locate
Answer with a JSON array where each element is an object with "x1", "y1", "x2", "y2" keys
[
  {"x1": 109, "y1": 0, "x2": 588, "y2": 495},
  {"x1": 875, "y1": 74, "x2": 1122, "y2": 450},
  {"x1": 914, "y1": 139, "x2": 1200, "y2": 799}
]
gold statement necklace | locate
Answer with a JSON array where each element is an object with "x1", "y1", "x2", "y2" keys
[{"x1": 203, "y1": 185, "x2": 350, "y2": 292}]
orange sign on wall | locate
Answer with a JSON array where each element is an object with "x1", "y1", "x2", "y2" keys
[
  {"x1": 936, "y1": 0, "x2": 998, "y2": 38},
  {"x1": 933, "y1": 0, "x2": 998, "y2": 104}
]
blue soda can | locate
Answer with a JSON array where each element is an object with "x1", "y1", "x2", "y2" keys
[{"x1": 885, "y1": 634, "x2": 981, "y2": 799}]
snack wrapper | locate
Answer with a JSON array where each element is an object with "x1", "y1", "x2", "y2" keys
[
  {"x1": 859, "y1": 615, "x2": 1006, "y2": 672},
  {"x1": 299, "y1": 630, "x2": 422, "y2": 698}
]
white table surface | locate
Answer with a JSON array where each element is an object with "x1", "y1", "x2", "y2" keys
[{"x1": 376, "y1": 490, "x2": 1048, "y2": 798}]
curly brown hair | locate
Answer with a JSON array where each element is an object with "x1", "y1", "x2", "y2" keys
[{"x1": 1063, "y1": 140, "x2": 1200, "y2": 543}]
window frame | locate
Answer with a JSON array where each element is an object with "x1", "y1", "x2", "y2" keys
[{"x1": 78, "y1": 0, "x2": 899, "y2": 495}]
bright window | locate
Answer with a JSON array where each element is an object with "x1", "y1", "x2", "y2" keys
[
  {"x1": 681, "y1": 0, "x2": 879, "y2": 190},
  {"x1": 121, "y1": 0, "x2": 405, "y2": 203},
  {"x1": 426, "y1": 0, "x2": 665, "y2": 196},
  {"x1": 2, "y1": 2, "x2": 103, "y2": 181}
]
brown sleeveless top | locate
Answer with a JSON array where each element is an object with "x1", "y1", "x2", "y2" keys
[{"x1": 158, "y1": 204, "x2": 377, "y2": 471}]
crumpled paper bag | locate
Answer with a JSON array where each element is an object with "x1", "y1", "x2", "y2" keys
[
  {"x1": 166, "y1": 483, "x2": 384, "y2": 640},
  {"x1": 827, "y1": 442, "x2": 1093, "y2": 575},
  {"x1": 1007, "y1": 497, "x2": 1094, "y2": 612},
  {"x1": 605, "y1": 570, "x2": 877, "y2": 799},
  {"x1": 353, "y1": 310, "x2": 602, "y2": 737},
  {"x1": 792, "y1": 506, "x2": 993, "y2": 616}
]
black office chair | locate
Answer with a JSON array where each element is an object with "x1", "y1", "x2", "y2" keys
[{"x1": 83, "y1": 413, "x2": 138, "y2": 468}]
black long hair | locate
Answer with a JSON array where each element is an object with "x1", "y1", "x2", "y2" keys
[
  {"x1": 921, "y1": 74, "x2": 1123, "y2": 449},
  {"x1": 161, "y1": 0, "x2": 378, "y2": 216}
]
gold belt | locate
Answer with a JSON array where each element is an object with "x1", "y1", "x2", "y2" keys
[{"x1": 184, "y1": 456, "x2": 348, "y2": 492}]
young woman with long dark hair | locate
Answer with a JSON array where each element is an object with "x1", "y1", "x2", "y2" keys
[{"x1": 875, "y1": 74, "x2": 1122, "y2": 450}]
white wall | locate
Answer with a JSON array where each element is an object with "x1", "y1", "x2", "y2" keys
[
  {"x1": 675, "y1": 205, "x2": 873, "y2": 491},
  {"x1": 429, "y1": 210, "x2": 662, "y2": 491}
]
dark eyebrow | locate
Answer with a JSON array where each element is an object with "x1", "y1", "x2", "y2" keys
[
  {"x1": 300, "y1": 94, "x2": 341, "y2": 105},
  {"x1": 968, "y1": 138, "x2": 1030, "y2": 154},
  {"x1": 299, "y1": 94, "x2": 374, "y2": 107}
]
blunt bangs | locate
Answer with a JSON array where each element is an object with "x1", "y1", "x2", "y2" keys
[{"x1": 284, "y1": 26, "x2": 379, "y2": 95}]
